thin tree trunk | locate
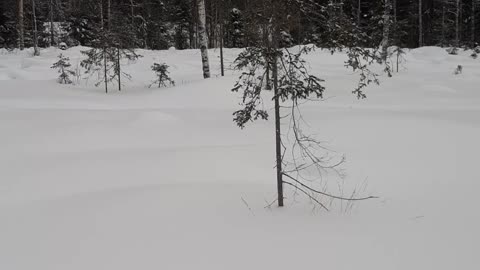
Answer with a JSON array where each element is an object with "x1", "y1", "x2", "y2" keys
[
  {"x1": 220, "y1": 38, "x2": 224, "y2": 76},
  {"x1": 419, "y1": 0, "x2": 423, "y2": 47},
  {"x1": 380, "y1": 0, "x2": 392, "y2": 57},
  {"x1": 273, "y1": 51, "x2": 283, "y2": 208},
  {"x1": 263, "y1": 0, "x2": 271, "y2": 90},
  {"x1": 49, "y1": 0, "x2": 54, "y2": 46},
  {"x1": 265, "y1": 25, "x2": 271, "y2": 90},
  {"x1": 271, "y1": 12, "x2": 283, "y2": 207},
  {"x1": 473, "y1": 0, "x2": 476, "y2": 46},
  {"x1": 32, "y1": 0, "x2": 39, "y2": 56},
  {"x1": 197, "y1": 0, "x2": 211, "y2": 78},
  {"x1": 455, "y1": 0, "x2": 460, "y2": 47},
  {"x1": 189, "y1": 20, "x2": 194, "y2": 48},
  {"x1": 192, "y1": 0, "x2": 198, "y2": 48},
  {"x1": 471, "y1": 0, "x2": 476, "y2": 48},
  {"x1": 442, "y1": 5, "x2": 446, "y2": 46},
  {"x1": 104, "y1": 48, "x2": 108, "y2": 93},
  {"x1": 396, "y1": 50, "x2": 399, "y2": 72},
  {"x1": 100, "y1": 0, "x2": 107, "y2": 93},
  {"x1": 117, "y1": 48, "x2": 121, "y2": 91},
  {"x1": 100, "y1": 0, "x2": 104, "y2": 30},
  {"x1": 18, "y1": 0, "x2": 24, "y2": 50},
  {"x1": 143, "y1": 0, "x2": 149, "y2": 49},
  {"x1": 392, "y1": 0, "x2": 397, "y2": 46},
  {"x1": 48, "y1": 0, "x2": 54, "y2": 46},
  {"x1": 220, "y1": 1, "x2": 224, "y2": 77}
]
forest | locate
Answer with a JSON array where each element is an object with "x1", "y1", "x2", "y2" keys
[{"x1": 1, "y1": 0, "x2": 479, "y2": 50}]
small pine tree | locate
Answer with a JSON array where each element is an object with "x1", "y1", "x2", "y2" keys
[
  {"x1": 151, "y1": 63, "x2": 175, "y2": 88},
  {"x1": 51, "y1": 53, "x2": 75, "y2": 84},
  {"x1": 390, "y1": 46, "x2": 406, "y2": 73},
  {"x1": 81, "y1": 40, "x2": 115, "y2": 93},
  {"x1": 231, "y1": 0, "x2": 382, "y2": 208},
  {"x1": 454, "y1": 65, "x2": 463, "y2": 75},
  {"x1": 81, "y1": 28, "x2": 141, "y2": 93}
]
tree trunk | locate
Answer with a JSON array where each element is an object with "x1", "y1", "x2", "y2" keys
[
  {"x1": 49, "y1": 0, "x2": 54, "y2": 46},
  {"x1": 271, "y1": 16, "x2": 283, "y2": 207},
  {"x1": 273, "y1": 53, "x2": 283, "y2": 208},
  {"x1": 100, "y1": 0, "x2": 104, "y2": 30},
  {"x1": 219, "y1": 0, "x2": 224, "y2": 76},
  {"x1": 473, "y1": 0, "x2": 476, "y2": 46},
  {"x1": 143, "y1": 0, "x2": 149, "y2": 49},
  {"x1": 220, "y1": 22, "x2": 224, "y2": 76},
  {"x1": 117, "y1": 48, "x2": 121, "y2": 91},
  {"x1": 265, "y1": 24, "x2": 271, "y2": 90},
  {"x1": 392, "y1": 0, "x2": 397, "y2": 46},
  {"x1": 260, "y1": 0, "x2": 271, "y2": 90},
  {"x1": 455, "y1": 0, "x2": 460, "y2": 47},
  {"x1": 104, "y1": 50, "x2": 108, "y2": 94},
  {"x1": 32, "y1": 0, "x2": 39, "y2": 56},
  {"x1": 419, "y1": 0, "x2": 423, "y2": 47},
  {"x1": 442, "y1": 5, "x2": 446, "y2": 46},
  {"x1": 18, "y1": 0, "x2": 24, "y2": 50},
  {"x1": 380, "y1": 0, "x2": 392, "y2": 57},
  {"x1": 197, "y1": 0, "x2": 211, "y2": 78},
  {"x1": 396, "y1": 49, "x2": 399, "y2": 72}
]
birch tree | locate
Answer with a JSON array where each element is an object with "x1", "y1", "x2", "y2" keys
[{"x1": 197, "y1": 0, "x2": 210, "y2": 78}]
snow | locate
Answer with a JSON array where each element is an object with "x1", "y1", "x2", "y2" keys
[{"x1": 1, "y1": 46, "x2": 480, "y2": 270}]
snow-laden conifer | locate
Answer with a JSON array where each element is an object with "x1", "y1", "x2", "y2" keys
[{"x1": 51, "y1": 53, "x2": 74, "y2": 84}]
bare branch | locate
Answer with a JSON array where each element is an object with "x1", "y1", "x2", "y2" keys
[
  {"x1": 283, "y1": 181, "x2": 329, "y2": 211},
  {"x1": 283, "y1": 173, "x2": 378, "y2": 201}
]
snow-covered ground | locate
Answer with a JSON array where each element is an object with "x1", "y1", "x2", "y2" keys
[{"x1": 1, "y1": 46, "x2": 479, "y2": 270}]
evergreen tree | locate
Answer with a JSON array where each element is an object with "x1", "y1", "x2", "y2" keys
[
  {"x1": 231, "y1": 0, "x2": 383, "y2": 208},
  {"x1": 51, "y1": 53, "x2": 75, "y2": 84},
  {"x1": 0, "y1": 1, "x2": 18, "y2": 48},
  {"x1": 151, "y1": 63, "x2": 175, "y2": 87},
  {"x1": 225, "y1": 8, "x2": 244, "y2": 48}
]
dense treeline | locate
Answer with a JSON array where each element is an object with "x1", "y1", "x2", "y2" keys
[{"x1": 1, "y1": 0, "x2": 479, "y2": 50}]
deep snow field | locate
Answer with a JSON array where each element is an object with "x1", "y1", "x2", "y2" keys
[{"x1": 1, "y1": 46, "x2": 479, "y2": 270}]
